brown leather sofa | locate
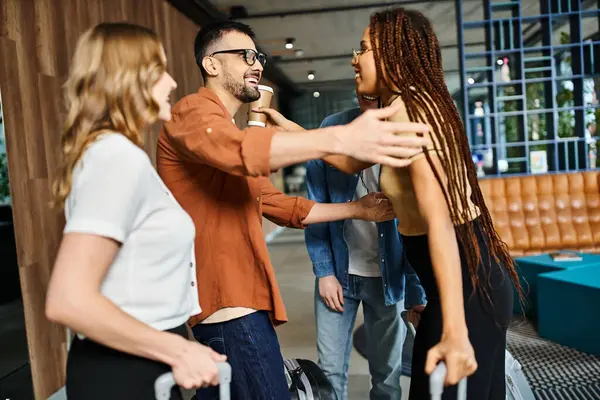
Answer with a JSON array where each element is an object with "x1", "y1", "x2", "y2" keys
[{"x1": 479, "y1": 171, "x2": 600, "y2": 256}]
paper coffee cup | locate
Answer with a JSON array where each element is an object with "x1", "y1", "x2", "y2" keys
[{"x1": 248, "y1": 85, "x2": 274, "y2": 127}]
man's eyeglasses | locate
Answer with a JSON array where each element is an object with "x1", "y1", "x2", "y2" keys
[{"x1": 209, "y1": 49, "x2": 267, "y2": 67}]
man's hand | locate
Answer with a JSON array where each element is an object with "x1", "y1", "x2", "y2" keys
[
  {"x1": 357, "y1": 192, "x2": 395, "y2": 222},
  {"x1": 334, "y1": 103, "x2": 430, "y2": 168},
  {"x1": 318, "y1": 276, "x2": 344, "y2": 312},
  {"x1": 407, "y1": 304, "x2": 426, "y2": 330},
  {"x1": 254, "y1": 107, "x2": 304, "y2": 132}
]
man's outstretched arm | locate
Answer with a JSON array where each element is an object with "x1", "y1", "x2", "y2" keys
[
  {"x1": 261, "y1": 179, "x2": 394, "y2": 228},
  {"x1": 164, "y1": 98, "x2": 430, "y2": 177}
]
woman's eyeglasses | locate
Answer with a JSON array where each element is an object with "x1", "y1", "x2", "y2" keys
[
  {"x1": 352, "y1": 48, "x2": 373, "y2": 60},
  {"x1": 209, "y1": 49, "x2": 267, "y2": 67}
]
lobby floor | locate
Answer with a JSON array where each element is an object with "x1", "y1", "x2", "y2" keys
[
  {"x1": 269, "y1": 228, "x2": 600, "y2": 400},
  {"x1": 1, "y1": 227, "x2": 410, "y2": 400},
  {"x1": 6, "y1": 227, "x2": 600, "y2": 399},
  {"x1": 269, "y1": 227, "x2": 412, "y2": 399}
]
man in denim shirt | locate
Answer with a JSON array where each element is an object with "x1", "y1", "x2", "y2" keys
[{"x1": 305, "y1": 94, "x2": 427, "y2": 400}]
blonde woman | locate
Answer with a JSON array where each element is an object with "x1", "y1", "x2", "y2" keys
[{"x1": 45, "y1": 22, "x2": 225, "y2": 399}]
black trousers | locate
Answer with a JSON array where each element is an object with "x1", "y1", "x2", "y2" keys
[
  {"x1": 66, "y1": 323, "x2": 188, "y2": 400},
  {"x1": 403, "y1": 219, "x2": 514, "y2": 400}
]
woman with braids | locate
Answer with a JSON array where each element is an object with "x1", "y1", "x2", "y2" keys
[
  {"x1": 322, "y1": 8, "x2": 522, "y2": 399},
  {"x1": 45, "y1": 22, "x2": 225, "y2": 399}
]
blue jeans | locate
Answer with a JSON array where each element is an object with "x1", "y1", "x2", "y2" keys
[
  {"x1": 315, "y1": 275, "x2": 406, "y2": 400},
  {"x1": 191, "y1": 311, "x2": 290, "y2": 400}
]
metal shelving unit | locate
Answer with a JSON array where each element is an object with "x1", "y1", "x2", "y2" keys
[{"x1": 456, "y1": 0, "x2": 600, "y2": 176}]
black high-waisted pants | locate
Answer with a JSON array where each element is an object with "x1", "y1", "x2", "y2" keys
[
  {"x1": 403, "y1": 218, "x2": 513, "y2": 400},
  {"x1": 66, "y1": 324, "x2": 188, "y2": 399}
]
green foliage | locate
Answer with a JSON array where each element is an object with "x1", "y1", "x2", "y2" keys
[
  {"x1": 0, "y1": 105, "x2": 8, "y2": 203},
  {"x1": 557, "y1": 32, "x2": 575, "y2": 138},
  {"x1": 526, "y1": 78, "x2": 546, "y2": 140},
  {"x1": 499, "y1": 89, "x2": 520, "y2": 158},
  {"x1": 0, "y1": 151, "x2": 9, "y2": 201}
]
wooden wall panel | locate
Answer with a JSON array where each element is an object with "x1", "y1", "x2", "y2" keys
[{"x1": 0, "y1": 1, "x2": 203, "y2": 398}]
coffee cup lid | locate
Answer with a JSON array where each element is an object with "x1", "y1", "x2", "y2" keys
[{"x1": 257, "y1": 85, "x2": 274, "y2": 93}]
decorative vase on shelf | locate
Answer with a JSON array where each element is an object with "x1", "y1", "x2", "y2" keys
[{"x1": 500, "y1": 58, "x2": 510, "y2": 83}]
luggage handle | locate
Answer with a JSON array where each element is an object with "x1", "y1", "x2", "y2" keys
[
  {"x1": 154, "y1": 361, "x2": 232, "y2": 400},
  {"x1": 407, "y1": 321, "x2": 467, "y2": 400},
  {"x1": 430, "y1": 362, "x2": 467, "y2": 400}
]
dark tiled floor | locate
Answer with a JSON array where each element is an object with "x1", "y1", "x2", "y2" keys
[
  {"x1": 0, "y1": 364, "x2": 34, "y2": 400},
  {"x1": 0, "y1": 300, "x2": 34, "y2": 400}
]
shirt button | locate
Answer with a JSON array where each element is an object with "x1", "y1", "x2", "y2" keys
[
  {"x1": 191, "y1": 281, "x2": 195, "y2": 287},
  {"x1": 380, "y1": 233, "x2": 384, "y2": 237},
  {"x1": 347, "y1": 199, "x2": 351, "y2": 203},
  {"x1": 381, "y1": 259, "x2": 385, "y2": 263},
  {"x1": 207, "y1": 128, "x2": 212, "y2": 133},
  {"x1": 256, "y1": 197, "x2": 260, "y2": 202},
  {"x1": 190, "y1": 262, "x2": 193, "y2": 268}
]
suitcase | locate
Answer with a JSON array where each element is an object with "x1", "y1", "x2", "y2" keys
[
  {"x1": 154, "y1": 361, "x2": 232, "y2": 400},
  {"x1": 284, "y1": 358, "x2": 336, "y2": 400},
  {"x1": 427, "y1": 350, "x2": 536, "y2": 400},
  {"x1": 408, "y1": 323, "x2": 535, "y2": 400},
  {"x1": 504, "y1": 350, "x2": 535, "y2": 400}
]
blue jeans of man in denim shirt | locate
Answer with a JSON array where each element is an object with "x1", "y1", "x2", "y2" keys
[{"x1": 305, "y1": 108, "x2": 426, "y2": 400}]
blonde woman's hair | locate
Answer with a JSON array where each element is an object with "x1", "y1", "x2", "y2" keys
[{"x1": 53, "y1": 22, "x2": 167, "y2": 208}]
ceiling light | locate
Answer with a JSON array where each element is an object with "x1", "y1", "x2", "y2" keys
[
  {"x1": 468, "y1": 77, "x2": 475, "y2": 84},
  {"x1": 285, "y1": 38, "x2": 295, "y2": 49},
  {"x1": 313, "y1": 91, "x2": 320, "y2": 98},
  {"x1": 308, "y1": 71, "x2": 315, "y2": 81}
]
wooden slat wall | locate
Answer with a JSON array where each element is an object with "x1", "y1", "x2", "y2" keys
[{"x1": 0, "y1": 1, "x2": 202, "y2": 398}]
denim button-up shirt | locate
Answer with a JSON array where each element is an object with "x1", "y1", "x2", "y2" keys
[{"x1": 304, "y1": 108, "x2": 427, "y2": 307}]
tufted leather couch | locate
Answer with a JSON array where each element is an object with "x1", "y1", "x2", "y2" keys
[{"x1": 479, "y1": 171, "x2": 600, "y2": 256}]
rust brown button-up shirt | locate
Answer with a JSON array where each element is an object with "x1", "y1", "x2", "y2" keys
[{"x1": 157, "y1": 87, "x2": 316, "y2": 326}]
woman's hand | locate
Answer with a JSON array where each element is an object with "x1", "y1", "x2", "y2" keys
[
  {"x1": 171, "y1": 340, "x2": 227, "y2": 390},
  {"x1": 253, "y1": 107, "x2": 305, "y2": 131},
  {"x1": 425, "y1": 332, "x2": 477, "y2": 386},
  {"x1": 358, "y1": 192, "x2": 395, "y2": 222}
]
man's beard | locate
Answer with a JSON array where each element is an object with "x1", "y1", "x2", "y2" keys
[{"x1": 223, "y1": 67, "x2": 260, "y2": 103}]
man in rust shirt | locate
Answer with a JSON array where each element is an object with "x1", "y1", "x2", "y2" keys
[{"x1": 157, "y1": 21, "x2": 430, "y2": 399}]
